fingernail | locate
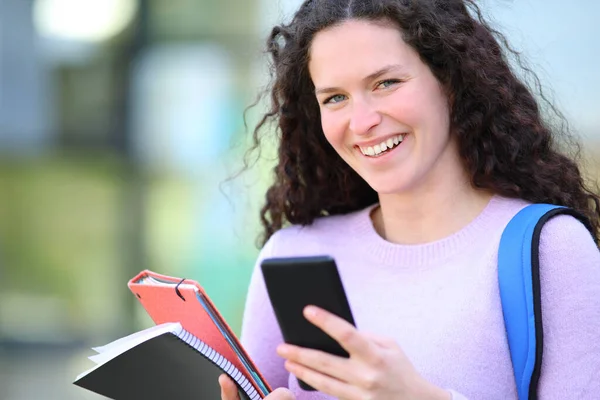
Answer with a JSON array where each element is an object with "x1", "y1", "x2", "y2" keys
[
  {"x1": 304, "y1": 306, "x2": 317, "y2": 318},
  {"x1": 277, "y1": 344, "x2": 288, "y2": 356},
  {"x1": 284, "y1": 360, "x2": 295, "y2": 371}
]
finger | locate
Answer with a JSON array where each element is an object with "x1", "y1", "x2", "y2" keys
[
  {"x1": 304, "y1": 306, "x2": 375, "y2": 359},
  {"x1": 361, "y1": 331, "x2": 397, "y2": 348},
  {"x1": 219, "y1": 374, "x2": 240, "y2": 400},
  {"x1": 285, "y1": 360, "x2": 363, "y2": 400},
  {"x1": 277, "y1": 343, "x2": 360, "y2": 383}
]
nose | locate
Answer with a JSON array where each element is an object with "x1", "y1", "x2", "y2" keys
[{"x1": 348, "y1": 98, "x2": 381, "y2": 136}]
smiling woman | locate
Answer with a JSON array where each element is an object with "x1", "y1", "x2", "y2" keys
[
  {"x1": 309, "y1": 20, "x2": 458, "y2": 200},
  {"x1": 220, "y1": 1, "x2": 600, "y2": 399}
]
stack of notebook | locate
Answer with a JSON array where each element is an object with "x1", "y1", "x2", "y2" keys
[{"x1": 73, "y1": 270, "x2": 271, "y2": 400}]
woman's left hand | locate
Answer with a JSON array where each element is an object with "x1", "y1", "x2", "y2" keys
[{"x1": 276, "y1": 306, "x2": 451, "y2": 400}]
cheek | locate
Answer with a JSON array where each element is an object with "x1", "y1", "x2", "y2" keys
[
  {"x1": 418, "y1": 83, "x2": 450, "y2": 127},
  {"x1": 320, "y1": 112, "x2": 347, "y2": 148},
  {"x1": 388, "y1": 85, "x2": 450, "y2": 137},
  {"x1": 387, "y1": 88, "x2": 429, "y2": 123}
]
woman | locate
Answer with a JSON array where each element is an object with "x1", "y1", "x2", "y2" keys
[{"x1": 221, "y1": 0, "x2": 600, "y2": 399}]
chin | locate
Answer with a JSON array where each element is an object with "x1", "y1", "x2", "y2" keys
[{"x1": 362, "y1": 177, "x2": 411, "y2": 196}]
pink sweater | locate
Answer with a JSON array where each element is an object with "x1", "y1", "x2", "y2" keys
[{"x1": 240, "y1": 195, "x2": 600, "y2": 399}]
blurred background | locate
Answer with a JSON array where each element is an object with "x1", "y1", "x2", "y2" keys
[{"x1": 0, "y1": 0, "x2": 598, "y2": 399}]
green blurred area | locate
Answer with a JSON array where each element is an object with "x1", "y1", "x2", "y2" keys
[
  {"x1": 0, "y1": 153, "x2": 122, "y2": 338},
  {"x1": 0, "y1": 149, "x2": 271, "y2": 343}
]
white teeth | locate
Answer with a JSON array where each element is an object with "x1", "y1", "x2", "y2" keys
[{"x1": 359, "y1": 134, "x2": 405, "y2": 157}]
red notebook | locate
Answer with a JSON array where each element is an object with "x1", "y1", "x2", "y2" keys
[
  {"x1": 73, "y1": 269, "x2": 272, "y2": 400},
  {"x1": 129, "y1": 270, "x2": 271, "y2": 395}
]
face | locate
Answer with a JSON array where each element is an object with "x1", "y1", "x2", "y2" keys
[{"x1": 308, "y1": 19, "x2": 461, "y2": 196}]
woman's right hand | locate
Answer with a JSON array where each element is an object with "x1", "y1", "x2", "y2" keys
[{"x1": 219, "y1": 374, "x2": 295, "y2": 400}]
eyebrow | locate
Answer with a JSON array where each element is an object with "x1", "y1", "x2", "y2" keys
[{"x1": 314, "y1": 64, "x2": 405, "y2": 95}]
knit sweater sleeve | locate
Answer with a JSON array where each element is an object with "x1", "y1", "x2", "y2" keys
[
  {"x1": 239, "y1": 233, "x2": 289, "y2": 390},
  {"x1": 445, "y1": 213, "x2": 599, "y2": 400},
  {"x1": 537, "y1": 214, "x2": 600, "y2": 398}
]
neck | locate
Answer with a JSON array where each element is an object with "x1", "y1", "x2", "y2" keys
[{"x1": 372, "y1": 173, "x2": 493, "y2": 246}]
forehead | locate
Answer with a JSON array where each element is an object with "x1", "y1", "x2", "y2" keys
[{"x1": 308, "y1": 19, "x2": 415, "y2": 82}]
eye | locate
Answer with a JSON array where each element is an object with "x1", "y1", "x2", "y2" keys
[
  {"x1": 323, "y1": 94, "x2": 347, "y2": 105},
  {"x1": 375, "y1": 79, "x2": 401, "y2": 90}
]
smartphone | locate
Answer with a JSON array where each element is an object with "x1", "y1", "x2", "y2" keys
[{"x1": 260, "y1": 255, "x2": 356, "y2": 391}]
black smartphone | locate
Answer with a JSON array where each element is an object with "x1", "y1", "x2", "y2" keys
[{"x1": 260, "y1": 255, "x2": 356, "y2": 391}]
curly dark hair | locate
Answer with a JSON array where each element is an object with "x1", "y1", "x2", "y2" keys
[{"x1": 244, "y1": 0, "x2": 600, "y2": 246}]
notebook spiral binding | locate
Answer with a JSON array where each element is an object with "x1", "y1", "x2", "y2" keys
[{"x1": 176, "y1": 325, "x2": 262, "y2": 400}]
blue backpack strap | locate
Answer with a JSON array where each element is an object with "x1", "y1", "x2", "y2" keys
[{"x1": 498, "y1": 203, "x2": 593, "y2": 400}]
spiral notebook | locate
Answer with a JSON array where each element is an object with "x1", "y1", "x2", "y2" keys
[{"x1": 73, "y1": 270, "x2": 272, "y2": 400}]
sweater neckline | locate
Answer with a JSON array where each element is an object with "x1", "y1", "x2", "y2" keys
[{"x1": 348, "y1": 195, "x2": 506, "y2": 267}]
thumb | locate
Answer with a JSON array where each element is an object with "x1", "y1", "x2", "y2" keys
[
  {"x1": 268, "y1": 388, "x2": 296, "y2": 400},
  {"x1": 218, "y1": 374, "x2": 240, "y2": 400}
]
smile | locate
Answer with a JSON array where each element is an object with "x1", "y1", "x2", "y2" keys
[{"x1": 358, "y1": 134, "x2": 405, "y2": 157}]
